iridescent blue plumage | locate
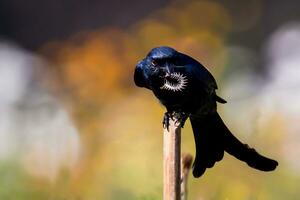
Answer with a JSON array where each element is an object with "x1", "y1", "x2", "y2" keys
[{"x1": 134, "y1": 46, "x2": 278, "y2": 177}]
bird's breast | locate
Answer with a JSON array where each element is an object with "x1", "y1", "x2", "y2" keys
[{"x1": 153, "y1": 83, "x2": 216, "y2": 114}]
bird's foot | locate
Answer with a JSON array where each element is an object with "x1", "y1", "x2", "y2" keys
[
  {"x1": 173, "y1": 111, "x2": 189, "y2": 128},
  {"x1": 163, "y1": 112, "x2": 173, "y2": 131},
  {"x1": 162, "y1": 111, "x2": 190, "y2": 130}
]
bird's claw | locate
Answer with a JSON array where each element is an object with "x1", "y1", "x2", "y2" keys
[
  {"x1": 163, "y1": 112, "x2": 172, "y2": 131},
  {"x1": 162, "y1": 111, "x2": 189, "y2": 130},
  {"x1": 173, "y1": 111, "x2": 189, "y2": 128}
]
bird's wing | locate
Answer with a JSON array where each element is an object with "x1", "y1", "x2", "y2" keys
[
  {"x1": 183, "y1": 58, "x2": 226, "y2": 103},
  {"x1": 185, "y1": 62, "x2": 218, "y2": 92}
]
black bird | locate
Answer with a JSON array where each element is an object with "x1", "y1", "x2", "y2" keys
[{"x1": 134, "y1": 46, "x2": 278, "y2": 177}]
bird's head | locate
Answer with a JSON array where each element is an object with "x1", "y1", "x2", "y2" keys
[{"x1": 134, "y1": 46, "x2": 188, "y2": 92}]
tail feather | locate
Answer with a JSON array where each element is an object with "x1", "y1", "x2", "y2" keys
[
  {"x1": 190, "y1": 112, "x2": 278, "y2": 178},
  {"x1": 190, "y1": 114, "x2": 224, "y2": 177}
]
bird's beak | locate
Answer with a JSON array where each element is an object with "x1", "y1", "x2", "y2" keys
[{"x1": 134, "y1": 59, "x2": 149, "y2": 88}]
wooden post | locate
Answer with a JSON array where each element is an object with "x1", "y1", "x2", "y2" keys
[{"x1": 163, "y1": 119, "x2": 181, "y2": 200}]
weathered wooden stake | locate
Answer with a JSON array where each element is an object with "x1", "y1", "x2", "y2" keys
[{"x1": 163, "y1": 119, "x2": 181, "y2": 200}]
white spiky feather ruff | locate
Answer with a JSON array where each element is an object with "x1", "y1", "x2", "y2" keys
[{"x1": 160, "y1": 72, "x2": 188, "y2": 92}]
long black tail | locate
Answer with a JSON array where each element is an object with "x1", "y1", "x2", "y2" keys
[{"x1": 190, "y1": 112, "x2": 278, "y2": 178}]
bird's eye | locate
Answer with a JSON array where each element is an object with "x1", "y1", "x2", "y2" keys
[{"x1": 151, "y1": 60, "x2": 158, "y2": 67}]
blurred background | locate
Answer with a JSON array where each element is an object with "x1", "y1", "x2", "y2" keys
[{"x1": 0, "y1": 0, "x2": 300, "y2": 199}]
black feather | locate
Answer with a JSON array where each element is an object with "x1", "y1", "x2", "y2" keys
[{"x1": 215, "y1": 95, "x2": 227, "y2": 104}]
